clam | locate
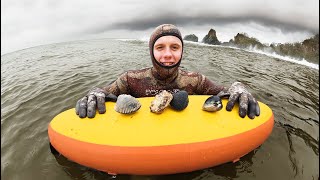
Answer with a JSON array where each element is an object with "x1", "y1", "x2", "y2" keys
[
  {"x1": 202, "y1": 95, "x2": 223, "y2": 112},
  {"x1": 170, "y1": 90, "x2": 189, "y2": 111},
  {"x1": 114, "y1": 94, "x2": 141, "y2": 114},
  {"x1": 150, "y1": 90, "x2": 173, "y2": 113}
]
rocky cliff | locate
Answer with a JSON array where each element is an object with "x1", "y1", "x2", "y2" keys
[
  {"x1": 183, "y1": 34, "x2": 198, "y2": 42},
  {"x1": 270, "y1": 34, "x2": 319, "y2": 63},
  {"x1": 202, "y1": 29, "x2": 221, "y2": 45}
]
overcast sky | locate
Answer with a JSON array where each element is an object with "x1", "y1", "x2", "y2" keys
[{"x1": 1, "y1": 0, "x2": 319, "y2": 55}]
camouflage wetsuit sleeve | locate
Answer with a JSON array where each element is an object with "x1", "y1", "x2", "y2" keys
[
  {"x1": 101, "y1": 72, "x2": 130, "y2": 96},
  {"x1": 194, "y1": 73, "x2": 228, "y2": 95}
]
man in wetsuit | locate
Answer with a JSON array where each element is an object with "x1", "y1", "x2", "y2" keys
[{"x1": 75, "y1": 24, "x2": 260, "y2": 119}]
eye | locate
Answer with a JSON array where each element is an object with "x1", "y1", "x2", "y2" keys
[
  {"x1": 171, "y1": 44, "x2": 180, "y2": 51},
  {"x1": 155, "y1": 46, "x2": 163, "y2": 51}
]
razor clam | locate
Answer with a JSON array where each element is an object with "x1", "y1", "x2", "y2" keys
[
  {"x1": 202, "y1": 95, "x2": 223, "y2": 112},
  {"x1": 114, "y1": 94, "x2": 141, "y2": 114},
  {"x1": 150, "y1": 90, "x2": 173, "y2": 113}
]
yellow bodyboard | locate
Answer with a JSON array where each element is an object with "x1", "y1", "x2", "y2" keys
[{"x1": 50, "y1": 95, "x2": 273, "y2": 146}]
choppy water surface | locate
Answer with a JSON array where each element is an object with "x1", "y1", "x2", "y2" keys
[{"x1": 1, "y1": 39, "x2": 319, "y2": 180}]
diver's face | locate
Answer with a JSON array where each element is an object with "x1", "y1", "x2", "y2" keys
[{"x1": 153, "y1": 36, "x2": 182, "y2": 66}]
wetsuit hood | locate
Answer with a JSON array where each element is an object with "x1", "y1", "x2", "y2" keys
[{"x1": 149, "y1": 24, "x2": 184, "y2": 81}]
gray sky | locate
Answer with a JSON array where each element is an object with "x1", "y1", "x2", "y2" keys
[{"x1": 1, "y1": 0, "x2": 319, "y2": 55}]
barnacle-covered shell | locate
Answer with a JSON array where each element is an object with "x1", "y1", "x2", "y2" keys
[
  {"x1": 114, "y1": 94, "x2": 141, "y2": 114},
  {"x1": 202, "y1": 95, "x2": 223, "y2": 112},
  {"x1": 150, "y1": 90, "x2": 173, "y2": 114},
  {"x1": 170, "y1": 90, "x2": 189, "y2": 111}
]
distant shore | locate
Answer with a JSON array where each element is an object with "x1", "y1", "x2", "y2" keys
[{"x1": 184, "y1": 29, "x2": 319, "y2": 64}]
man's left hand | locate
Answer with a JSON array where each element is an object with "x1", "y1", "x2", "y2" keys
[{"x1": 218, "y1": 82, "x2": 260, "y2": 119}]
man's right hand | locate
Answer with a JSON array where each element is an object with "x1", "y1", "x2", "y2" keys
[{"x1": 75, "y1": 87, "x2": 117, "y2": 118}]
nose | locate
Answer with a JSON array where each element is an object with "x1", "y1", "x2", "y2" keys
[{"x1": 163, "y1": 47, "x2": 172, "y2": 59}]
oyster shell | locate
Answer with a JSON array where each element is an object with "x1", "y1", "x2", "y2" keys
[
  {"x1": 170, "y1": 90, "x2": 189, "y2": 111},
  {"x1": 114, "y1": 94, "x2": 141, "y2": 114},
  {"x1": 150, "y1": 90, "x2": 173, "y2": 113}
]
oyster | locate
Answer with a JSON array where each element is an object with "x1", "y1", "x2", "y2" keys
[
  {"x1": 150, "y1": 90, "x2": 173, "y2": 113},
  {"x1": 114, "y1": 94, "x2": 141, "y2": 114},
  {"x1": 170, "y1": 90, "x2": 189, "y2": 111},
  {"x1": 202, "y1": 95, "x2": 223, "y2": 112}
]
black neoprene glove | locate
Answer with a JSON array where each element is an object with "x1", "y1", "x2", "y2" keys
[
  {"x1": 217, "y1": 82, "x2": 260, "y2": 119},
  {"x1": 75, "y1": 87, "x2": 117, "y2": 118}
]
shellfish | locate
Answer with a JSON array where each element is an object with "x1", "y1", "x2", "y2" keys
[
  {"x1": 170, "y1": 90, "x2": 189, "y2": 111},
  {"x1": 114, "y1": 94, "x2": 141, "y2": 114},
  {"x1": 150, "y1": 90, "x2": 173, "y2": 113},
  {"x1": 202, "y1": 95, "x2": 223, "y2": 112}
]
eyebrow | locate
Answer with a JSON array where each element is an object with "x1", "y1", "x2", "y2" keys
[
  {"x1": 171, "y1": 43, "x2": 181, "y2": 46},
  {"x1": 154, "y1": 42, "x2": 181, "y2": 47}
]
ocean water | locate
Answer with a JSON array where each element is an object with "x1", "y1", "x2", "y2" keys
[{"x1": 1, "y1": 39, "x2": 319, "y2": 180}]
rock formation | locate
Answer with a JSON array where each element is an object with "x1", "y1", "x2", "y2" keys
[
  {"x1": 270, "y1": 34, "x2": 319, "y2": 63},
  {"x1": 232, "y1": 33, "x2": 266, "y2": 49},
  {"x1": 202, "y1": 29, "x2": 221, "y2": 45},
  {"x1": 183, "y1": 34, "x2": 198, "y2": 42}
]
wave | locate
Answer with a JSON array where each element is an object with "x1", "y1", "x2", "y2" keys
[
  {"x1": 184, "y1": 41, "x2": 319, "y2": 70},
  {"x1": 243, "y1": 47, "x2": 319, "y2": 70}
]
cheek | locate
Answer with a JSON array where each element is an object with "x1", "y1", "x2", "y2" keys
[
  {"x1": 153, "y1": 50, "x2": 161, "y2": 61},
  {"x1": 173, "y1": 50, "x2": 182, "y2": 60}
]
